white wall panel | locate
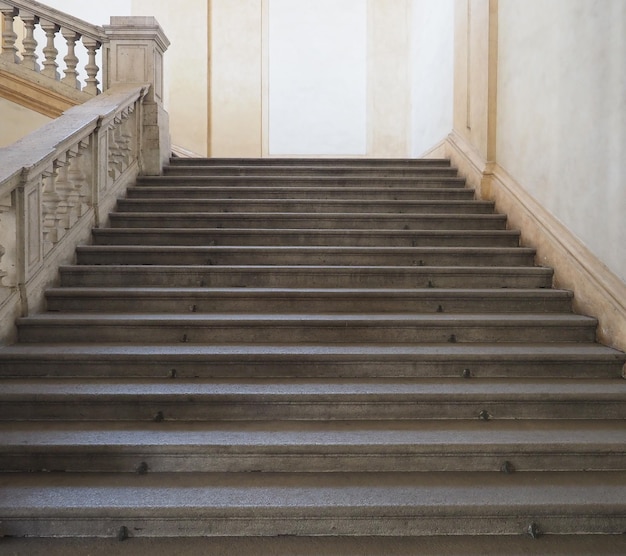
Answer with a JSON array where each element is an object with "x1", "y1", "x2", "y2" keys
[
  {"x1": 410, "y1": 0, "x2": 454, "y2": 156},
  {"x1": 268, "y1": 0, "x2": 367, "y2": 155}
]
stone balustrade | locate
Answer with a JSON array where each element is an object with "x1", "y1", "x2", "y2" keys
[
  {"x1": 0, "y1": 84, "x2": 149, "y2": 341},
  {"x1": 0, "y1": 1, "x2": 170, "y2": 344},
  {"x1": 0, "y1": 0, "x2": 107, "y2": 95}
]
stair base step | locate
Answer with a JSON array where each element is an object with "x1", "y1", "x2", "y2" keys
[
  {"x1": 4, "y1": 534, "x2": 626, "y2": 556},
  {"x1": 1, "y1": 472, "x2": 625, "y2": 537},
  {"x1": 1, "y1": 379, "x2": 625, "y2": 420},
  {"x1": 0, "y1": 343, "x2": 623, "y2": 378},
  {"x1": 2, "y1": 420, "x2": 625, "y2": 473}
]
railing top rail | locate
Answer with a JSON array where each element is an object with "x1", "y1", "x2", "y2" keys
[
  {"x1": 1, "y1": 0, "x2": 107, "y2": 42},
  {"x1": 0, "y1": 83, "x2": 148, "y2": 198}
]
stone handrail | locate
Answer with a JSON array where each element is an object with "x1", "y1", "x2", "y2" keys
[
  {"x1": 1, "y1": 0, "x2": 108, "y2": 95},
  {"x1": 0, "y1": 83, "x2": 149, "y2": 342}
]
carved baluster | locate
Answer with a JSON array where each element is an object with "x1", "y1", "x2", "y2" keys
[
  {"x1": 0, "y1": 4, "x2": 18, "y2": 63},
  {"x1": 61, "y1": 28, "x2": 81, "y2": 89},
  {"x1": 40, "y1": 19, "x2": 60, "y2": 80},
  {"x1": 53, "y1": 154, "x2": 72, "y2": 232},
  {"x1": 41, "y1": 167, "x2": 58, "y2": 253},
  {"x1": 0, "y1": 243, "x2": 6, "y2": 290},
  {"x1": 76, "y1": 138, "x2": 94, "y2": 213},
  {"x1": 66, "y1": 145, "x2": 86, "y2": 223},
  {"x1": 41, "y1": 161, "x2": 68, "y2": 253},
  {"x1": 20, "y1": 11, "x2": 39, "y2": 71},
  {"x1": 118, "y1": 113, "x2": 133, "y2": 169},
  {"x1": 0, "y1": 193, "x2": 16, "y2": 291},
  {"x1": 108, "y1": 123, "x2": 124, "y2": 181},
  {"x1": 82, "y1": 37, "x2": 101, "y2": 95}
]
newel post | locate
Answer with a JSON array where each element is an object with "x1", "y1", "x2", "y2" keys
[{"x1": 103, "y1": 17, "x2": 171, "y2": 175}]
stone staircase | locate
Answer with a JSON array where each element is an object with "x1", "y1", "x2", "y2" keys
[{"x1": 0, "y1": 158, "x2": 625, "y2": 545}]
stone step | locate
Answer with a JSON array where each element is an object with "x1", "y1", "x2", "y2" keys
[
  {"x1": 58, "y1": 265, "x2": 554, "y2": 289},
  {"x1": 167, "y1": 157, "x2": 452, "y2": 167},
  {"x1": 163, "y1": 162, "x2": 457, "y2": 173},
  {"x1": 16, "y1": 313, "x2": 598, "y2": 344},
  {"x1": 44, "y1": 287, "x2": 573, "y2": 314},
  {"x1": 1, "y1": 378, "x2": 624, "y2": 421},
  {"x1": 1, "y1": 420, "x2": 625, "y2": 473},
  {"x1": 1, "y1": 472, "x2": 625, "y2": 536},
  {"x1": 0, "y1": 343, "x2": 621, "y2": 378},
  {"x1": 74, "y1": 245, "x2": 536, "y2": 267},
  {"x1": 7, "y1": 534, "x2": 626, "y2": 556},
  {"x1": 135, "y1": 175, "x2": 468, "y2": 188},
  {"x1": 162, "y1": 165, "x2": 459, "y2": 178},
  {"x1": 116, "y1": 198, "x2": 495, "y2": 214},
  {"x1": 107, "y1": 212, "x2": 508, "y2": 230},
  {"x1": 96, "y1": 227, "x2": 522, "y2": 247},
  {"x1": 127, "y1": 185, "x2": 476, "y2": 200}
]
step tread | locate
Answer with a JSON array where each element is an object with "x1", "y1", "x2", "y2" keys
[
  {"x1": 1, "y1": 420, "x2": 625, "y2": 447},
  {"x1": 128, "y1": 185, "x2": 473, "y2": 193},
  {"x1": 1, "y1": 471, "x2": 625, "y2": 512},
  {"x1": 162, "y1": 167, "x2": 459, "y2": 175},
  {"x1": 1, "y1": 342, "x2": 620, "y2": 358},
  {"x1": 137, "y1": 177, "x2": 468, "y2": 187},
  {"x1": 110, "y1": 211, "x2": 506, "y2": 219},
  {"x1": 44, "y1": 287, "x2": 571, "y2": 298},
  {"x1": 18, "y1": 313, "x2": 597, "y2": 325},
  {"x1": 96, "y1": 227, "x2": 521, "y2": 237},
  {"x1": 60, "y1": 264, "x2": 550, "y2": 274},
  {"x1": 164, "y1": 163, "x2": 455, "y2": 170},
  {"x1": 5, "y1": 535, "x2": 626, "y2": 556},
  {"x1": 2, "y1": 377, "x2": 624, "y2": 397},
  {"x1": 167, "y1": 157, "x2": 452, "y2": 165},
  {"x1": 75, "y1": 245, "x2": 534, "y2": 255},
  {"x1": 2, "y1": 472, "x2": 625, "y2": 536},
  {"x1": 119, "y1": 198, "x2": 488, "y2": 205}
]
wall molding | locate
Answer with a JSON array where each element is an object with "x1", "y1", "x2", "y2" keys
[
  {"x1": 171, "y1": 144, "x2": 204, "y2": 159},
  {"x1": 444, "y1": 131, "x2": 626, "y2": 351},
  {"x1": 420, "y1": 136, "x2": 448, "y2": 159}
]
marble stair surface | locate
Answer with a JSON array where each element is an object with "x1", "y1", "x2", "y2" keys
[{"x1": 0, "y1": 157, "x2": 625, "y2": 545}]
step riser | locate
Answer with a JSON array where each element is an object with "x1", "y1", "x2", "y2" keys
[
  {"x1": 45, "y1": 294, "x2": 572, "y2": 314},
  {"x1": 96, "y1": 230, "x2": 521, "y2": 247},
  {"x1": 162, "y1": 168, "x2": 459, "y2": 178},
  {"x1": 1, "y1": 508, "x2": 623, "y2": 537},
  {"x1": 2, "y1": 400, "x2": 623, "y2": 421},
  {"x1": 167, "y1": 158, "x2": 452, "y2": 167},
  {"x1": 0, "y1": 359, "x2": 620, "y2": 379},
  {"x1": 17, "y1": 322, "x2": 596, "y2": 344},
  {"x1": 74, "y1": 250, "x2": 535, "y2": 267},
  {"x1": 3, "y1": 451, "x2": 625, "y2": 474},
  {"x1": 58, "y1": 269, "x2": 553, "y2": 289},
  {"x1": 107, "y1": 214, "x2": 508, "y2": 230},
  {"x1": 116, "y1": 200, "x2": 494, "y2": 214},
  {"x1": 127, "y1": 187, "x2": 476, "y2": 200},
  {"x1": 136, "y1": 176, "x2": 468, "y2": 188}
]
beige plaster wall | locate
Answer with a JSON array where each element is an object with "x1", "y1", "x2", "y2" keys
[
  {"x1": 209, "y1": 0, "x2": 262, "y2": 158},
  {"x1": 410, "y1": 0, "x2": 454, "y2": 157},
  {"x1": 132, "y1": 0, "x2": 208, "y2": 156},
  {"x1": 268, "y1": 0, "x2": 367, "y2": 156},
  {"x1": 453, "y1": 0, "x2": 497, "y2": 162},
  {"x1": 367, "y1": 0, "x2": 411, "y2": 158},
  {"x1": 497, "y1": 0, "x2": 626, "y2": 283},
  {"x1": 0, "y1": 98, "x2": 51, "y2": 147}
]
